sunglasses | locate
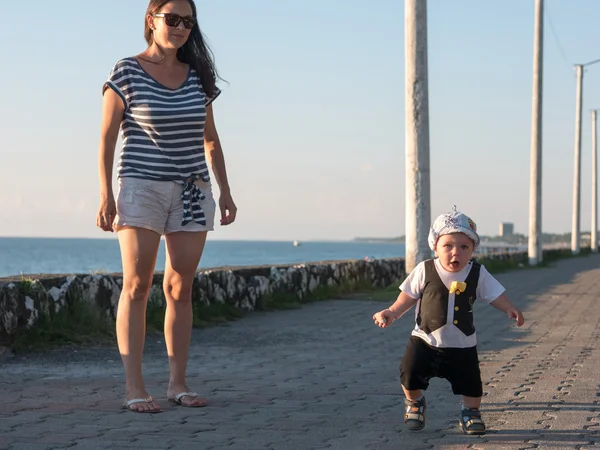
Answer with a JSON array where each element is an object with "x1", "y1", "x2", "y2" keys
[{"x1": 152, "y1": 13, "x2": 197, "y2": 29}]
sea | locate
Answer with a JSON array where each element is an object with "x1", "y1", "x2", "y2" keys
[{"x1": 0, "y1": 237, "x2": 405, "y2": 278}]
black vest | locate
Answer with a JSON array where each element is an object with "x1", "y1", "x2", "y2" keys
[{"x1": 416, "y1": 259, "x2": 481, "y2": 337}]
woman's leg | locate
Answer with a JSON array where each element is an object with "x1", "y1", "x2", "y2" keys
[
  {"x1": 163, "y1": 230, "x2": 208, "y2": 406},
  {"x1": 116, "y1": 226, "x2": 161, "y2": 412}
]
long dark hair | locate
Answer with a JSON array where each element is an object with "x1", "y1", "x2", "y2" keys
[{"x1": 144, "y1": 0, "x2": 221, "y2": 97}]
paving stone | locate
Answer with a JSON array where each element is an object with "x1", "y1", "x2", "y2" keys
[{"x1": 1, "y1": 254, "x2": 600, "y2": 449}]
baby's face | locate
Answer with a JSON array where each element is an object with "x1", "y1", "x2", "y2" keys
[{"x1": 435, "y1": 233, "x2": 475, "y2": 272}]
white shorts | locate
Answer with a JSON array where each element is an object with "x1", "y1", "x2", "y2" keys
[{"x1": 114, "y1": 177, "x2": 216, "y2": 235}]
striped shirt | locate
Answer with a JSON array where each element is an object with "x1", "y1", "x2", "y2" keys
[{"x1": 103, "y1": 57, "x2": 221, "y2": 226}]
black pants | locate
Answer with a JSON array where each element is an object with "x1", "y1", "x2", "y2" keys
[{"x1": 400, "y1": 336, "x2": 483, "y2": 398}]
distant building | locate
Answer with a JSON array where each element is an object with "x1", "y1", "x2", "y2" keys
[
  {"x1": 581, "y1": 232, "x2": 591, "y2": 246},
  {"x1": 499, "y1": 222, "x2": 514, "y2": 238}
]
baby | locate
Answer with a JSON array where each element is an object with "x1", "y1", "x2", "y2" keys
[{"x1": 373, "y1": 208, "x2": 524, "y2": 435}]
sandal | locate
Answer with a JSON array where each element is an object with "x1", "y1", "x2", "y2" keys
[
  {"x1": 168, "y1": 391, "x2": 207, "y2": 408},
  {"x1": 404, "y1": 396, "x2": 427, "y2": 431},
  {"x1": 122, "y1": 396, "x2": 162, "y2": 413},
  {"x1": 460, "y1": 407, "x2": 486, "y2": 435}
]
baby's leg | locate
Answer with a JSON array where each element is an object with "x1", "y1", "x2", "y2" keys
[
  {"x1": 399, "y1": 337, "x2": 437, "y2": 431},
  {"x1": 462, "y1": 395, "x2": 481, "y2": 409},
  {"x1": 444, "y1": 346, "x2": 483, "y2": 400},
  {"x1": 444, "y1": 347, "x2": 486, "y2": 435},
  {"x1": 399, "y1": 337, "x2": 435, "y2": 396},
  {"x1": 402, "y1": 386, "x2": 423, "y2": 401}
]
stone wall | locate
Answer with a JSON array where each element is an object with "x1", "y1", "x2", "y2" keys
[
  {"x1": 0, "y1": 258, "x2": 405, "y2": 340},
  {"x1": 0, "y1": 248, "x2": 562, "y2": 342}
]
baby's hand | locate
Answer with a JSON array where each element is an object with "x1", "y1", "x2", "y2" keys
[
  {"x1": 373, "y1": 309, "x2": 396, "y2": 328},
  {"x1": 507, "y1": 308, "x2": 525, "y2": 327}
]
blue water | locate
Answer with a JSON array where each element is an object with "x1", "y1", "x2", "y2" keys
[{"x1": 0, "y1": 237, "x2": 405, "y2": 278}]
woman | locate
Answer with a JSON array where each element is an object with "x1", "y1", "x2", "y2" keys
[{"x1": 96, "y1": 0, "x2": 237, "y2": 413}]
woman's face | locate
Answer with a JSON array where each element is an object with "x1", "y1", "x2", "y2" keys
[{"x1": 148, "y1": 0, "x2": 195, "y2": 50}]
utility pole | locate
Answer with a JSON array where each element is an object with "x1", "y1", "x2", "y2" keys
[
  {"x1": 404, "y1": 0, "x2": 431, "y2": 273},
  {"x1": 592, "y1": 109, "x2": 598, "y2": 253},
  {"x1": 572, "y1": 59, "x2": 600, "y2": 254},
  {"x1": 572, "y1": 65, "x2": 584, "y2": 254},
  {"x1": 528, "y1": 0, "x2": 543, "y2": 265}
]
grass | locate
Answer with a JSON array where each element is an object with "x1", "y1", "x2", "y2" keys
[
  {"x1": 542, "y1": 246, "x2": 592, "y2": 264},
  {"x1": 146, "y1": 288, "x2": 166, "y2": 333},
  {"x1": 474, "y1": 256, "x2": 527, "y2": 274},
  {"x1": 7, "y1": 277, "x2": 395, "y2": 353},
  {"x1": 351, "y1": 282, "x2": 401, "y2": 303},
  {"x1": 18, "y1": 275, "x2": 38, "y2": 297},
  {"x1": 192, "y1": 303, "x2": 247, "y2": 328},
  {"x1": 12, "y1": 295, "x2": 115, "y2": 354}
]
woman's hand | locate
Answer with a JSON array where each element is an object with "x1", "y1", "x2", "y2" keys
[
  {"x1": 219, "y1": 192, "x2": 237, "y2": 226},
  {"x1": 96, "y1": 195, "x2": 116, "y2": 232}
]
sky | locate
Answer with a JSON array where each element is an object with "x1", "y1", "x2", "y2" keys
[{"x1": 1, "y1": 0, "x2": 599, "y2": 241}]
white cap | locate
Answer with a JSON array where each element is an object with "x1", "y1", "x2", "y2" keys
[{"x1": 428, "y1": 206, "x2": 480, "y2": 251}]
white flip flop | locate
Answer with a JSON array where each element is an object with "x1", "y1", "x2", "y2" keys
[
  {"x1": 168, "y1": 391, "x2": 207, "y2": 407},
  {"x1": 122, "y1": 396, "x2": 162, "y2": 413}
]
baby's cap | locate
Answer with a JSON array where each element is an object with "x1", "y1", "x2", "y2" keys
[{"x1": 428, "y1": 206, "x2": 480, "y2": 251}]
